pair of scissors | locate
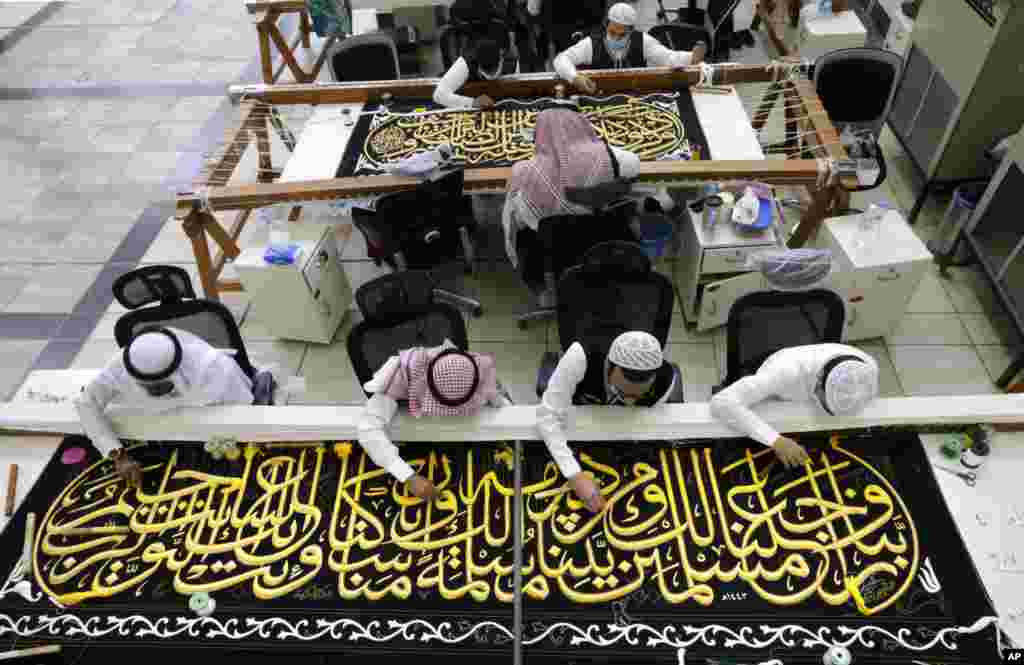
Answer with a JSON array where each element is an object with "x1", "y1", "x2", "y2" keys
[{"x1": 934, "y1": 464, "x2": 977, "y2": 487}]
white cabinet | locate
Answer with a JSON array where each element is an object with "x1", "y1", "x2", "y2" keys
[
  {"x1": 234, "y1": 225, "x2": 353, "y2": 344},
  {"x1": 674, "y1": 207, "x2": 781, "y2": 331},
  {"x1": 817, "y1": 210, "x2": 932, "y2": 341}
]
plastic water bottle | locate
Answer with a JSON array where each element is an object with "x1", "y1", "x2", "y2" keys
[
  {"x1": 855, "y1": 201, "x2": 891, "y2": 253},
  {"x1": 259, "y1": 208, "x2": 289, "y2": 253},
  {"x1": 816, "y1": 0, "x2": 833, "y2": 16}
]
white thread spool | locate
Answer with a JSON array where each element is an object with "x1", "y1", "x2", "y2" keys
[{"x1": 823, "y1": 646, "x2": 852, "y2": 665}]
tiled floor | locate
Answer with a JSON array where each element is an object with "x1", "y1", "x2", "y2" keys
[{"x1": 0, "y1": 0, "x2": 1020, "y2": 407}]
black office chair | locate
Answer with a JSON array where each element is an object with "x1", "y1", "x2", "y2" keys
[
  {"x1": 515, "y1": 198, "x2": 637, "y2": 329},
  {"x1": 111, "y1": 265, "x2": 275, "y2": 405},
  {"x1": 717, "y1": 289, "x2": 846, "y2": 391},
  {"x1": 327, "y1": 31, "x2": 401, "y2": 81},
  {"x1": 440, "y1": 13, "x2": 512, "y2": 71},
  {"x1": 650, "y1": 0, "x2": 741, "y2": 60},
  {"x1": 351, "y1": 169, "x2": 483, "y2": 317},
  {"x1": 540, "y1": 0, "x2": 606, "y2": 54},
  {"x1": 346, "y1": 271, "x2": 470, "y2": 396},
  {"x1": 813, "y1": 47, "x2": 903, "y2": 192},
  {"x1": 535, "y1": 240, "x2": 683, "y2": 403}
]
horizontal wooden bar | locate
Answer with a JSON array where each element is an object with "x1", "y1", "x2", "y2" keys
[
  {"x1": 226, "y1": 64, "x2": 795, "y2": 106},
  {"x1": 3, "y1": 395, "x2": 1023, "y2": 443},
  {"x1": 177, "y1": 160, "x2": 823, "y2": 212},
  {"x1": 246, "y1": 0, "x2": 305, "y2": 14}
]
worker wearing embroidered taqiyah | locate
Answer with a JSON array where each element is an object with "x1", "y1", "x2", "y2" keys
[
  {"x1": 75, "y1": 327, "x2": 256, "y2": 487},
  {"x1": 710, "y1": 343, "x2": 880, "y2": 468},
  {"x1": 359, "y1": 340, "x2": 512, "y2": 501},
  {"x1": 553, "y1": 3, "x2": 707, "y2": 95},
  {"x1": 537, "y1": 331, "x2": 678, "y2": 514}
]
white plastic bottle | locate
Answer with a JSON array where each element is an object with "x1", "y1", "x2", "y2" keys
[{"x1": 259, "y1": 207, "x2": 289, "y2": 253}]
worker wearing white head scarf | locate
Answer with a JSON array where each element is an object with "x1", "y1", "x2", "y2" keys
[
  {"x1": 538, "y1": 331, "x2": 678, "y2": 513},
  {"x1": 710, "y1": 343, "x2": 880, "y2": 467},
  {"x1": 553, "y1": 2, "x2": 706, "y2": 95},
  {"x1": 75, "y1": 327, "x2": 254, "y2": 483}
]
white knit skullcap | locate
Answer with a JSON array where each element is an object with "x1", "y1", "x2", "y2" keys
[
  {"x1": 824, "y1": 359, "x2": 879, "y2": 416},
  {"x1": 607, "y1": 2, "x2": 637, "y2": 26},
  {"x1": 608, "y1": 331, "x2": 662, "y2": 372},
  {"x1": 128, "y1": 332, "x2": 177, "y2": 377}
]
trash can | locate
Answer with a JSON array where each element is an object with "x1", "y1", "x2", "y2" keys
[
  {"x1": 636, "y1": 214, "x2": 675, "y2": 259},
  {"x1": 927, "y1": 182, "x2": 987, "y2": 265}
]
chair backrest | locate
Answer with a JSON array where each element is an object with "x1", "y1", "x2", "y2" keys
[
  {"x1": 518, "y1": 207, "x2": 637, "y2": 290},
  {"x1": 328, "y1": 32, "x2": 400, "y2": 82},
  {"x1": 814, "y1": 47, "x2": 903, "y2": 138},
  {"x1": 648, "y1": 23, "x2": 711, "y2": 52},
  {"x1": 114, "y1": 299, "x2": 257, "y2": 379},
  {"x1": 112, "y1": 265, "x2": 195, "y2": 309},
  {"x1": 723, "y1": 289, "x2": 846, "y2": 387},
  {"x1": 347, "y1": 272, "x2": 469, "y2": 393},
  {"x1": 352, "y1": 170, "x2": 473, "y2": 268},
  {"x1": 556, "y1": 241, "x2": 674, "y2": 355}
]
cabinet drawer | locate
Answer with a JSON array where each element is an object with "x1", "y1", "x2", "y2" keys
[
  {"x1": 853, "y1": 262, "x2": 920, "y2": 292},
  {"x1": 701, "y1": 246, "x2": 771, "y2": 275}
]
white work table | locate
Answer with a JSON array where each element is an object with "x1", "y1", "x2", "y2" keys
[
  {"x1": 2, "y1": 374, "x2": 1024, "y2": 648},
  {"x1": 278, "y1": 87, "x2": 764, "y2": 185}
]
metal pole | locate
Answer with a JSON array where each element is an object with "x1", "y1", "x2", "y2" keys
[{"x1": 513, "y1": 439, "x2": 523, "y2": 665}]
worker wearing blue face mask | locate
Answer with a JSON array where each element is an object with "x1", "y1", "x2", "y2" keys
[{"x1": 553, "y1": 2, "x2": 706, "y2": 95}]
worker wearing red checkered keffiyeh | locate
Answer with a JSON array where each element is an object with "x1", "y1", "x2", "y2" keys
[{"x1": 357, "y1": 340, "x2": 508, "y2": 501}]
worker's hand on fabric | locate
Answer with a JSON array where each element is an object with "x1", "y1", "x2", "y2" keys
[
  {"x1": 475, "y1": 94, "x2": 496, "y2": 109},
  {"x1": 507, "y1": 42, "x2": 520, "y2": 62},
  {"x1": 572, "y1": 75, "x2": 597, "y2": 94},
  {"x1": 771, "y1": 436, "x2": 810, "y2": 468},
  {"x1": 112, "y1": 453, "x2": 144, "y2": 488},
  {"x1": 690, "y1": 41, "x2": 707, "y2": 66},
  {"x1": 406, "y1": 474, "x2": 440, "y2": 501},
  {"x1": 568, "y1": 473, "x2": 606, "y2": 513}
]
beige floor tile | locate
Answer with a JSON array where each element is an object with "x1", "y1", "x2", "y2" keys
[
  {"x1": 71, "y1": 339, "x2": 120, "y2": 369},
  {"x1": 960, "y1": 315, "x2": 1023, "y2": 347},
  {"x1": 473, "y1": 342, "x2": 547, "y2": 405},
  {"x1": 975, "y1": 345, "x2": 1023, "y2": 385},
  {"x1": 243, "y1": 339, "x2": 307, "y2": 378},
  {"x1": 905, "y1": 267, "x2": 955, "y2": 313},
  {"x1": 469, "y1": 308, "x2": 548, "y2": 346},
  {"x1": 938, "y1": 266, "x2": 1005, "y2": 315},
  {"x1": 139, "y1": 222, "x2": 197, "y2": 264},
  {"x1": 89, "y1": 124, "x2": 153, "y2": 154},
  {"x1": 88, "y1": 315, "x2": 121, "y2": 340},
  {"x1": 665, "y1": 343, "x2": 720, "y2": 403},
  {"x1": 885, "y1": 314, "x2": 972, "y2": 346},
  {"x1": 0, "y1": 340, "x2": 48, "y2": 400},
  {"x1": 5, "y1": 264, "x2": 103, "y2": 314},
  {"x1": 852, "y1": 342, "x2": 903, "y2": 398},
  {"x1": 295, "y1": 337, "x2": 365, "y2": 405},
  {"x1": 888, "y1": 345, "x2": 996, "y2": 396}
]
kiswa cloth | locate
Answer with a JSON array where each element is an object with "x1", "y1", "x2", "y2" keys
[
  {"x1": 0, "y1": 433, "x2": 999, "y2": 663},
  {"x1": 336, "y1": 88, "x2": 711, "y2": 178}
]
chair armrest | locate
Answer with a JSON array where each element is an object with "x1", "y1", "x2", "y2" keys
[
  {"x1": 668, "y1": 362, "x2": 684, "y2": 404},
  {"x1": 536, "y1": 351, "x2": 561, "y2": 398},
  {"x1": 252, "y1": 370, "x2": 277, "y2": 406}
]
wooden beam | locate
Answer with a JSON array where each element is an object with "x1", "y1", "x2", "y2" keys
[
  {"x1": 227, "y1": 65, "x2": 796, "y2": 106},
  {"x1": 246, "y1": 0, "x2": 306, "y2": 13},
  {"x1": 177, "y1": 160, "x2": 823, "y2": 212},
  {"x1": 268, "y1": 18, "x2": 310, "y2": 83}
]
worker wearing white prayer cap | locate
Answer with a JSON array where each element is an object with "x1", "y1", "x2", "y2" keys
[
  {"x1": 537, "y1": 331, "x2": 678, "y2": 513},
  {"x1": 74, "y1": 327, "x2": 256, "y2": 487},
  {"x1": 710, "y1": 343, "x2": 880, "y2": 468},
  {"x1": 552, "y1": 2, "x2": 707, "y2": 95}
]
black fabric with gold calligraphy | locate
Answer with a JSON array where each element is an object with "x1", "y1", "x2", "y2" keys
[
  {"x1": 336, "y1": 92, "x2": 709, "y2": 178},
  {"x1": 0, "y1": 432, "x2": 1000, "y2": 663}
]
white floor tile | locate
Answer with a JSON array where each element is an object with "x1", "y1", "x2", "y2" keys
[
  {"x1": 960, "y1": 315, "x2": 1023, "y2": 347},
  {"x1": 938, "y1": 266, "x2": 1005, "y2": 315},
  {"x1": 888, "y1": 345, "x2": 996, "y2": 396},
  {"x1": 71, "y1": 339, "x2": 120, "y2": 369},
  {"x1": 0, "y1": 340, "x2": 48, "y2": 400},
  {"x1": 975, "y1": 345, "x2": 1023, "y2": 386},
  {"x1": 885, "y1": 314, "x2": 972, "y2": 346},
  {"x1": 665, "y1": 343, "x2": 720, "y2": 403},
  {"x1": 905, "y1": 267, "x2": 955, "y2": 313}
]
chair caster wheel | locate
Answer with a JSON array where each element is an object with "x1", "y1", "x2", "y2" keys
[
  {"x1": 517, "y1": 319, "x2": 528, "y2": 330},
  {"x1": 473, "y1": 306, "x2": 483, "y2": 318}
]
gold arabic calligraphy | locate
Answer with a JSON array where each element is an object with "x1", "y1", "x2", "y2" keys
[
  {"x1": 361, "y1": 96, "x2": 689, "y2": 170},
  {"x1": 34, "y1": 439, "x2": 918, "y2": 615}
]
